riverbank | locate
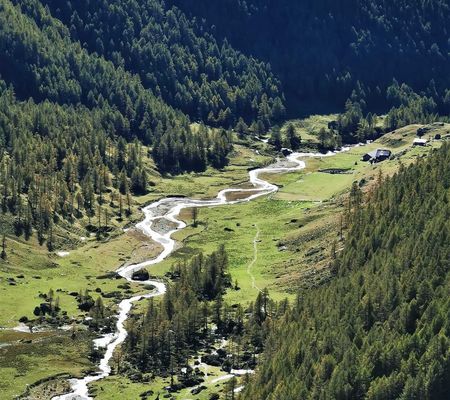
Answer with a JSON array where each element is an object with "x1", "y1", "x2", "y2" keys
[{"x1": 1, "y1": 123, "x2": 444, "y2": 399}]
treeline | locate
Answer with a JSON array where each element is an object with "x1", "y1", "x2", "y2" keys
[
  {"x1": 123, "y1": 246, "x2": 285, "y2": 387},
  {"x1": 7, "y1": 0, "x2": 284, "y2": 131},
  {"x1": 169, "y1": 0, "x2": 450, "y2": 113},
  {"x1": 242, "y1": 144, "x2": 450, "y2": 399},
  {"x1": 306, "y1": 81, "x2": 448, "y2": 148},
  {"x1": 0, "y1": 0, "x2": 190, "y2": 145},
  {"x1": 152, "y1": 124, "x2": 233, "y2": 174},
  {"x1": 0, "y1": 84, "x2": 150, "y2": 249}
]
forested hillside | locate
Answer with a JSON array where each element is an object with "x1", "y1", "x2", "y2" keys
[
  {"x1": 170, "y1": 0, "x2": 450, "y2": 113},
  {"x1": 243, "y1": 144, "x2": 450, "y2": 399},
  {"x1": 3, "y1": 0, "x2": 283, "y2": 132},
  {"x1": 0, "y1": 0, "x2": 187, "y2": 145},
  {"x1": 0, "y1": 82, "x2": 150, "y2": 248},
  {"x1": 40, "y1": 0, "x2": 285, "y2": 128}
]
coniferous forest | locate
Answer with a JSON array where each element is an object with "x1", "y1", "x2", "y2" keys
[
  {"x1": 0, "y1": 1, "x2": 449, "y2": 399},
  {"x1": 243, "y1": 144, "x2": 450, "y2": 399},
  {"x1": 169, "y1": 0, "x2": 450, "y2": 114}
]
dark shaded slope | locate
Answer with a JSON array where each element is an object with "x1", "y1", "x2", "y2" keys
[
  {"x1": 243, "y1": 144, "x2": 450, "y2": 399},
  {"x1": 169, "y1": 0, "x2": 450, "y2": 114},
  {"x1": 26, "y1": 0, "x2": 284, "y2": 128},
  {"x1": 0, "y1": 0, "x2": 188, "y2": 144}
]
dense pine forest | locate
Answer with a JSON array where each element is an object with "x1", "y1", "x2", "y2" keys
[
  {"x1": 123, "y1": 246, "x2": 285, "y2": 395},
  {"x1": 170, "y1": 0, "x2": 450, "y2": 114},
  {"x1": 1, "y1": 1, "x2": 449, "y2": 399},
  {"x1": 1, "y1": 0, "x2": 283, "y2": 133},
  {"x1": 0, "y1": 84, "x2": 146, "y2": 247},
  {"x1": 35, "y1": 0, "x2": 284, "y2": 128},
  {"x1": 243, "y1": 144, "x2": 450, "y2": 399}
]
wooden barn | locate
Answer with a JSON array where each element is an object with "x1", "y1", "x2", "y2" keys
[{"x1": 361, "y1": 149, "x2": 391, "y2": 163}]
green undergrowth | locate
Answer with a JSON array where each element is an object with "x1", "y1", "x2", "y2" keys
[
  {"x1": 0, "y1": 329, "x2": 93, "y2": 399},
  {"x1": 1, "y1": 123, "x2": 446, "y2": 399},
  {"x1": 91, "y1": 364, "x2": 241, "y2": 400}
]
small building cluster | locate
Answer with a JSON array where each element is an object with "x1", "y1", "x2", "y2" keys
[
  {"x1": 413, "y1": 138, "x2": 427, "y2": 146},
  {"x1": 361, "y1": 149, "x2": 392, "y2": 163},
  {"x1": 416, "y1": 123, "x2": 448, "y2": 144}
]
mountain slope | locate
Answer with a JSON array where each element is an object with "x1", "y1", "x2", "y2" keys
[
  {"x1": 8, "y1": 0, "x2": 284, "y2": 129},
  {"x1": 243, "y1": 144, "x2": 450, "y2": 399},
  {"x1": 169, "y1": 0, "x2": 450, "y2": 113},
  {"x1": 0, "y1": 0, "x2": 187, "y2": 144}
]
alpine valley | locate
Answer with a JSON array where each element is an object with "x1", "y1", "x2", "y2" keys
[{"x1": 0, "y1": 1, "x2": 448, "y2": 400}]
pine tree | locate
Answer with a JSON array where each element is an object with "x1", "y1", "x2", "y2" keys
[
  {"x1": 285, "y1": 124, "x2": 301, "y2": 150},
  {"x1": 270, "y1": 127, "x2": 282, "y2": 150},
  {"x1": 1, "y1": 234, "x2": 6, "y2": 260},
  {"x1": 192, "y1": 207, "x2": 199, "y2": 227}
]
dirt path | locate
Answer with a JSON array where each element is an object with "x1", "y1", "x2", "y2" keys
[
  {"x1": 247, "y1": 225, "x2": 262, "y2": 292},
  {"x1": 52, "y1": 148, "x2": 354, "y2": 400}
]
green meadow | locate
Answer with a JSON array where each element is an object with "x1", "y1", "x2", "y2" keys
[
  {"x1": 91, "y1": 364, "x2": 244, "y2": 400},
  {"x1": 150, "y1": 197, "x2": 315, "y2": 303},
  {"x1": 0, "y1": 329, "x2": 93, "y2": 399},
  {"x1": 0, "y1": 121, "x2": 446, "y2": 398}
]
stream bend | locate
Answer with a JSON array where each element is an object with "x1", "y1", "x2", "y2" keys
[{"x1": 53, "y1": 149, "x2": 349, "y2": 399}]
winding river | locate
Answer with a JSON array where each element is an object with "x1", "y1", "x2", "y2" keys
[{"x1": 53, "y1": 149, "x2": 349, "y2": 400}]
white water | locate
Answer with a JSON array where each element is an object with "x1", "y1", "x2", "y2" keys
[{"x1": 53, "y1": 149, "x2": 351, "y2": 400}]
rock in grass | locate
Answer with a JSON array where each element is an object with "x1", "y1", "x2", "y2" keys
[
  {"x1": 132, "y1": 269, "x2": 150, "y2": 281},
  {"x1": 139, "y1": 390, "x2": 154, "y2": 399},
  {"x1": 191, "y1": 386, "x2": 207, "y2": 395}
]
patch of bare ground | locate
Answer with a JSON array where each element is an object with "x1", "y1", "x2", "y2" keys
[
  {"x1": 150, "y1": 217, "x2": 178, "y2": 234},
  {"x1": 225, "y1": 190, "x2": 259, "y2": 202},
  {"x1": 234, "y1": 181, "x2": 258, "y2": 190},
  {"x1": 271, "y1": 205, "x2": 342, "y2": 291},
  {"x1": 178, "y1": 207, "x2": 195, "y2": 221},
  {"x1": 124, "y1": 229, "x2": 164, "y2": 265}
]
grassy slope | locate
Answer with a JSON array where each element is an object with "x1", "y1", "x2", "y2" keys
[
  {"x1": 0, "y1": 122, "x2": 447, "y2": 398},
  {"x1": 87, "y1": 123, "x2": 449, "y2": 400},
  {"x1": 271, "y1": 123, "x2": 446, "y2": 201},
  {"x1": 0, "y1": 329, "x2": 93, "y2": 399},
  {"x1": 0, "y1": 231, "x2": 162, "y2": 327},
  {"x1": 151, "y1": 198, "x2": 315, "y2": 303},
  {"x1": 0, "y1": 230, "x2": 165, "y2": 399},
  {"x1": 0, "y1": 142, "x2": 272, "y2": 399}
]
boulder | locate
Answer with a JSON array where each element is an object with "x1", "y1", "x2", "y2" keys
[{"x1": 132, "y1": 269, "x2": 150, "y2": 281}]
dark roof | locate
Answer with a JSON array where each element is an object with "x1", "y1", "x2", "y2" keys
[
  {"x1": 376, "y1": 149, "x2": 391, "y2": 157},
  {"x1": 365, "y1": 149, "x2": 391, "y2": 159}
]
